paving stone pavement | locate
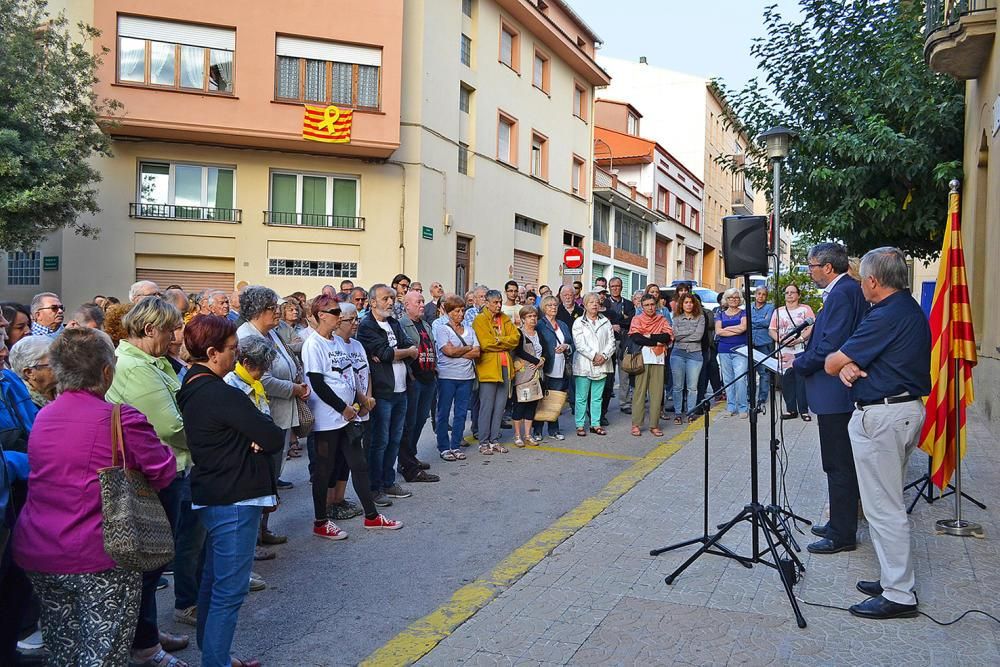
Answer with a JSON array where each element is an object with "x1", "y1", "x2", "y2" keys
[{"x1": 417, "y1": 405, "x2": 1000, "y2": 666}]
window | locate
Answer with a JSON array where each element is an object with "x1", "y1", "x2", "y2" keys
[
  {"x1": 459, "y1": 83, "x2": 472, "y2": 112},
  {"x1": 135, "y1": 162, "x2": 237, "y2": 221},
  {"x1": 674, "y1": 198, "x2": 684, "y2": 221},
  {"x1": 532, "y1": 49, "x2": 549, "y2": 92},
  {"x1": 460, "y1": 34, "x2": 472, "y2": 67},
  {"x1": 573, "y1": 83, "x2": 587, "y2": 120},
  {"x1": 268, "y1": 171, "x2": 360, "y2": 228},
  {"x1": 530, "y1": 132, "x2": 547, "y2": 180},
  {"x1": 615, "y1": 212, "x2": 646, "y2": 256},
  {"x1": 572, "y1": 155, "x2": 585, "y2": 196},
  {"x1": 631, "y1": 272, "x2": 648, "y2": 292},
  {"x1": 690, "y1": 208, "x2": 699, "y2": 231},
  {"x1": 657, "y1": 187, "x2": 668, "y2": 213},
  {"x1": 462, "y1": 0, "x2": 472, "y2": 18},
  {"x1": 7, "y1": 251, "x2": 40, "y2": 286},
  {"x1": 593, "y1": 202, "x2": 610, "y2": 244},
  {"x1": 497, "y1": 112, "x2": 517, "y2": 165},
  {"x1": 627, "y1": 112, "x2": 639, "y2": 136},
  {"x1": 269, "y1": 258, "x2": 357, "y2": 278},
  {"x1": 514, "y1": 214, "x2": 543, "y2": 236},
  {"x1": 499, "y1": 22, "x2": 519, "y2": 71},
  {"x1": 563, "y1": 231, "x2": 584, "y2": 248},
  {"x1": 458, "y1": 142, "x2": 470, "y2": 175},
  {"x1": 117, "y1": 16, "x2": 234, "y2": 93},
  {"x1": 275, "y1": 36, "x2": 381, "y2": 109}
]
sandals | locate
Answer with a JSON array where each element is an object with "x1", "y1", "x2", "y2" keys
[
  {"x1": 131, "y1": 649, "x2": 188, "y2": 667},
  {"x1": 631, "y1": 426, "x2": 641, "y2": 437},
  {"x1": 650, "y1": 428, "x2": 664, "y2": 437},
  {"x1": 452, "y1": 449, "x2": 467, "y2": 460},
  {"x1": 479, "y1": 443, "x2": 494, "y2": 455},
  {"x1": 576, "y1": 427, "x2": 587, "y2": 437},
  {"x1": 440, "y1": 450, "x2": 457, "y2": 461},
  {"x1": 491, "y1": 442, "x2": 509, "y2": 454},
  {"x1": 688, "y1": 415, "x2": 697, "y2": 423},
  {"x1": 589, "y1": 427, "x2": 607, "y2": 436},
  {"x1": 674, "y1": 416, "x2": 683, "y2": 425},
  {"x1": 514, "y1": 437, "x2": 525, "y2": 448}
]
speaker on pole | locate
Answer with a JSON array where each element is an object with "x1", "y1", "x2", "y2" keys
[{"x1": 722, "y1": 215, "x2": 769, "y2": 278}]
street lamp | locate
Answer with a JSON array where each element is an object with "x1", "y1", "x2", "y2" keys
[{"x1": 757, "y1": 126, "x2": 797, "y2": 278}]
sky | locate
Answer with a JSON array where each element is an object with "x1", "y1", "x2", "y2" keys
[{"x1": 568, "y1": 0, "x2": 804, "y2": 91}]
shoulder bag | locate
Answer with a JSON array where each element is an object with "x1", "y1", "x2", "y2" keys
[
  {"x1": 274, "y1": 332, "x2": 314, "y2": 437},
  {"x1": 621, "y1": 336, "x2": 646, "y2": 376},
  {"x1": 99, "y1": 403, "x2": 174, "y2": 572}
]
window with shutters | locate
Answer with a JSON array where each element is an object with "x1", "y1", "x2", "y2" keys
[
  {"x1": 117, "y1": 16, "x2": 234, "y2": 93},
  {"x1": 530, "y1": 131, "x2": 548, "y2": 181},
  {"x1": 274, "y1": 36, "x2": 381, "y2": 110},
  {"x1": 497, "y1": 111, "x2": 518, "y2": 166},
  {"x1": 532, "y1": 48, "x2": 549, "y2": 93},
  {"x1": 573, "y1": 82, "x2": 587, "y2": 121},
  {"x1": 499, "y1": 21, "x2": 519, "y2": 72},
  {"x1": 266, "y1": 171, "x2": 361, "y2": 229},
  {"x1": 572, "y1": 155, "x2": 585, "y2": 196}
]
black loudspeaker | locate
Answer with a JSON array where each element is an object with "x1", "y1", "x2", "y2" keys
[{"x1": 722, "y1": 215, "x2": 769, "y2": 278}]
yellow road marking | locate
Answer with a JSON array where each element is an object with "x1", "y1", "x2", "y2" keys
[{"x1": 361, "y1": 413, "x2": 711, "y2": 666}]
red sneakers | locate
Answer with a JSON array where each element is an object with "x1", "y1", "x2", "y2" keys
[
  {"x1": 313, "y1": 520, "x2": 348, "y2": 540},
  {"x1": 363, "y1": 514, "x2": 403, "y2": 530}
]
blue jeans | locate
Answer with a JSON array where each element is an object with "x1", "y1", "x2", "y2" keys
[
  {"x1": 719, "y1": 351, "x2": 749, "y2": 414},
  {"x1": 574, "y1": 376, "x2": 605, "y2": 429},
  {"x1": 436, "y1": 378, "x2": 472, "y2": 451},
  {"x1": 196, "y1": 504, "x2": 261, "y2": 667},
  {"x1": 671, "y1": 349, "x2": 703, "y2": 415},
  {"x1": 369, "y1": 391, "x2": 408, "y2": 492},
  {"x1": 404, "y1": 377, "x2": 437, "y2": 461},
  {"x1": 174, "y1": 474, "x2": 206, "y2": 611},
  {"x1": 753, "y1": 343, "x2": 773, "y2": 405}
]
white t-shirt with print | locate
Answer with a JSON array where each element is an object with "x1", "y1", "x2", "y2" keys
[
  {"x1": 344, "y1": 337, "x2": 371, "y2": 423},
  {"x1": 301, "y1": 333, "x2": 355, "y2": 431},
  {"x1": 377, "y1": 319, "x2": 408, "y2": 393}
]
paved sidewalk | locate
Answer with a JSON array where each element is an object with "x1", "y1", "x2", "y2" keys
[{"x1": 416, "y1": 406, "x2": 1000, "y2": 666}]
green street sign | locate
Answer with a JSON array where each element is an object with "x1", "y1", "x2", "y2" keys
[
  {"x1": 421, "y1": 226, "x2": 434, "y2": 240},
  {"x1": 43, "y1": 256, "x2": 59, "y2": 271}
]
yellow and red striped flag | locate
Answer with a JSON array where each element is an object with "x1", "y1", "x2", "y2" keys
[
  {"x1": 302, "y1": 104, "x2": 353, "y2": 144},
  {"x1": 918, "y1": 186, "x2": 977, "y2": 491}
]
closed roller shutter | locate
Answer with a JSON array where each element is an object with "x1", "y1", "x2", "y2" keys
[
  {"x1": 512, "y1": 250, "x2": 540, "y2": 286},
  {"x1": 135, "y1": 268, "x2": 234, "y2": 294},
  {"x1": 117, "y1": 16, "x2": 235, "y2": 50}
]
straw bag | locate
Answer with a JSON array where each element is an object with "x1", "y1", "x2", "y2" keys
[
  {"x1": 98, "y1": 404, "x2": 174, "y2": 572},
  {"x1": 534, "y1": 389, "x2": 568, "y2": 422}
]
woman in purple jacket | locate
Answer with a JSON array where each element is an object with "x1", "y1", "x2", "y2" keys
[{"x1": 13, "y1": 327, "x2": 177, "y2": 667}]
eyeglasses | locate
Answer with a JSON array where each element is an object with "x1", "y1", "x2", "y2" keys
[
  {"x1": 412, "y1": 288, "x2": 423, "y2": 293},
  {"x1": 39, "y1": 305, "x2": 65, "y2": 312},
  {"x1": 807, "y1": 263, "x2": 825, "y2": 269},
  {"x1": 30, "y1": 363, "x2": 50, "y2": 370},
  {"x1": 341, "y1": 317, "x2": 358, "y2": 323},
  {"x1": 320, "y1": 309, "x2": 342, "y2": 316},
  {"x1": 398, "y1": 283, "x2": 410, "y2": 290}
]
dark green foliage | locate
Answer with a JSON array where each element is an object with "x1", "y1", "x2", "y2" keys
[{"x1": 715, "y1": 0, "x2": 965, "y2": 260}]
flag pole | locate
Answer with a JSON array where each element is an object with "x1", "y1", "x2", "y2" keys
[{"x1": 936, "y1": 180, "x2": 984, "y2": 538}]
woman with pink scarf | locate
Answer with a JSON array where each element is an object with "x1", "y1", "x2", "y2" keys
[{"x1": 628, "y1": 294, "x2": 673, "y2": 437}]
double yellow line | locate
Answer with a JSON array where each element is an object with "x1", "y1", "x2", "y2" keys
[{"x1": 361, "y1": 417, "x2": 706, "y2": 666}]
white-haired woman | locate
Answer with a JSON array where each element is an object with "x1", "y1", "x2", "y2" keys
[
  {"x1": 715, "y1": 287, "x2": 749, "y2": 417},
  {"x1": 571, "y1": 293, "x2": 616, "y2": 437},
  {"x1": 9, "y1": 335, "x2": 55, "y2": 408},
  {"x1": 104, "y1": 296, "x2": 191, "y2": 665}
]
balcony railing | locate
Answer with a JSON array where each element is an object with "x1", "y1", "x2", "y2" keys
[
  {"x1": 924, "y1": 0, "x2": 996, "y2": 79},
  {"x1": 263, "y1": 211, "x2": 365, "y2": 230},
  {"x1": 129, "y1": 203, "x2": 241, "y2": 223},
  {"x1": 926, "y1": 0, "x2": 995, "y2": 36}
]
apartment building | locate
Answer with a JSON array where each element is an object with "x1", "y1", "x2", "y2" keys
[
  {"x1": 592, "y1": 100, "x2": 704, "y2": 292},
  {"x1": 398, "y1": 0, "x2": 609, "y2": 294},
  {"x1": 597, "y1": 56, "x2": 764, "y2": 292},
  {"x1": 1, "y1": 0, "x2": 409, "y2": 307}
]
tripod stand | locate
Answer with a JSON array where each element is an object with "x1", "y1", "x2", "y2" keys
[
  {"x1": 904, "y1": 457, "x2": 987, "y2": 514},
  {"x1": 652, "y1": 277, "x2": 808, "y2": 628}
]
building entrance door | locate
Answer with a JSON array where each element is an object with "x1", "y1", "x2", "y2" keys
[{"x1": 456, "y1": 235, "x2": 473, "y2": 295}]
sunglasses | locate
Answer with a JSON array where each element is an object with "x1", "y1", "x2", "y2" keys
[
  {"x1": 39, "y1": 305, "x2": 65, "y2": 312},
  {"x1": 320, "y1": 308, "x2": 342, "y2": 316}
]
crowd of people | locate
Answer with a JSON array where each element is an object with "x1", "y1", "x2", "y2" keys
[{"x1": 0, "y1": 241, "x2": 930, "y2": 666}]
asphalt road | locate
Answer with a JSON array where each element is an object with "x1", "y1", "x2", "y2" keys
[{"x1": 154, "y1": 396, "x2": 688, "y2": 666}]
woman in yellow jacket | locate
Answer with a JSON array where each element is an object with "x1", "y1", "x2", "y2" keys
[{"x1": 471, "y1": 289, "x2": 521, "y2": 454}]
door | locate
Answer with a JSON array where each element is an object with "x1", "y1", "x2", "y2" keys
[
  {"x1": 135, "y1": 268, "x2": 235, "y2": 294},
  {"x1": 512, "y1": 249, "x2": 541, "y2": 286},
  {"x1": 655, "y1": 237, "x2": 669, "y2": 285},
  {"x1": 455, "y1": 235, "x2": 473, "y2": 295}
]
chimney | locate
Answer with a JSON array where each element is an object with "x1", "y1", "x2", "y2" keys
[{"x1": 639, "y1": 56, "x2": 648, "y2": 64}]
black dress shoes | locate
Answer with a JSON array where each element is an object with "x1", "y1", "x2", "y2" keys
[
  {"x1": 849, "y1": 595, "x2": 918, "y2": 619},
  {"x1": 856, "y1": 580, "x2": 884, "y2": 597},
  {"x1": 806, "y1": 538, "x2": 857, "y2": 554},
  {"x1": 810, "y1": 523, "x2": 828, "y2": 538}
]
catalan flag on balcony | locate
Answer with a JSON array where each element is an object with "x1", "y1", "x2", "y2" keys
[
  {"x1": 302, "y1": 104, "x2": 353, "y2": 144},
  {"x1": 918, "y1": 185, "x2": 977, "y2": 491}
]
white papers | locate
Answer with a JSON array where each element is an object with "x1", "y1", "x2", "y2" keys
[{"x1": 734, "y1": 345, "x2": 782, "y2": 374}]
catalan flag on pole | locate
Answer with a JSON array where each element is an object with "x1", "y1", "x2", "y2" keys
[
  {"x1": 302, "y1": 104, "x2": 353, "y2": 144},
  {"x1": 918, "y1": 185, "x2": 977, "y2": 491}
]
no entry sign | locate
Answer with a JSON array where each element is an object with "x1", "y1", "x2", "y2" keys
[{"x1": 563, "y1": 247, "x2": 584, "y2": 269}]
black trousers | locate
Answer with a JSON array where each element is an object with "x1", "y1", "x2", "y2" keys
[
  {"x1": 134, "y1": 473, "x2": 184, "y2": 650},
  {"x1": 312, "y1": 425, "x2": 377, "y2": 520},
  {"x1": 816, "y1": 412, "x2": 860, "y2": 545},
  {"x1": 697, "y1": 346, "x2": 721, "y2": 408},
  {"x1": 0, "y1": 551, "x2": 34, "y2": 664}
]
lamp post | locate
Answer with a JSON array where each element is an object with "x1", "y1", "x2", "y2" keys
[{"x1": 757, "y1": 126, "x2": 797, "y2": 281}]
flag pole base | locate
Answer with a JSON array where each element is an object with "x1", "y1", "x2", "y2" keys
[{"x1": 935, "y1": 519, "x2": 985, "y2": 538}]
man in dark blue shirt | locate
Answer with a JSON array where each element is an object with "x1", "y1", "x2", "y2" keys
[{"x1": 825, "y1": 246, "x2": 931, "y2": 620}]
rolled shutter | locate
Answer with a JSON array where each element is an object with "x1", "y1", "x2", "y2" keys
[
  {"x1": 275, "y1": 36, "x2": 381, "y2": 66},
  {"x1": 135, "y1": 268, "x2": 234, "y2": 294},
  {"x1": 117, "y1": 16, "x2": 235, "y2": 50},
  {"x1": 512, "y1": 250, "x2": 540, "y2": 286}
]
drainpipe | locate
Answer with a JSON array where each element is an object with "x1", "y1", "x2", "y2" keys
[{"x1": 387, "y1": 159, "x2": 448, "y2": 277}]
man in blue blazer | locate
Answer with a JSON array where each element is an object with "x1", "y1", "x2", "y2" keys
[{"x1": 792, "y1": 243, "x2": 869, "y2": 554}]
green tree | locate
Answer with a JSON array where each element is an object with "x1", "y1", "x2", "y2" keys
[
  {"x1": 715, "y1": 0, "x2": 964, "y2": 260},
  {"x1": 0, "y1": 0, "x2": 119, "y2": 249}
]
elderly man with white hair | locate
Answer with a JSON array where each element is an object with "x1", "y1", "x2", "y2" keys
[
  {"x1": 129, "y1": 280, "x2": 162, "y2": 303},
  {"x1": 197, "y1": 289, "x2": 231, "y2": 318},
  {"x1": 29, "y1": 292, "x2": 65, "y2": 338}
]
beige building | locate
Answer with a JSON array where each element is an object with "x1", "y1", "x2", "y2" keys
[
  {"x1": 4, "y1": 0, "x2": 607, "y2": 307},
  {"x1": 596, "y1": 56, "x2": 764, "y2": 292},
  {"x1": 925, "y1": 0, "x2": 1000, "y2": 424}
]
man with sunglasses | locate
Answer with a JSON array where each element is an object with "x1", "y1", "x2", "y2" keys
[{"x1": 29, "y1": 293, "x2": 64, "y2": 338}]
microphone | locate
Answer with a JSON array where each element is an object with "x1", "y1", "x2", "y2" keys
[{"x1": 780, "y1": 317, "x2": 814, "y2": 343}]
